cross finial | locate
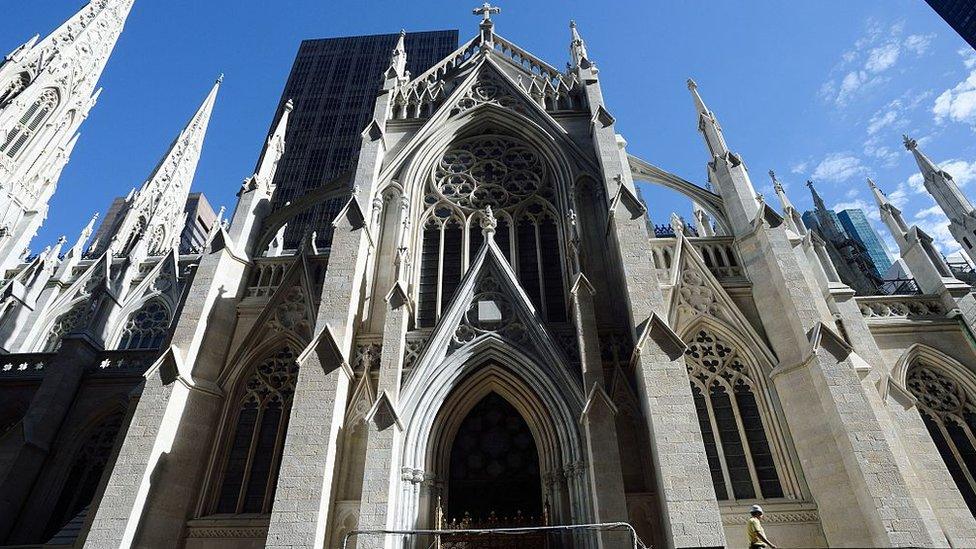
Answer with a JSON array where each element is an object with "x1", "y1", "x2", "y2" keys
[
  {"x1": 903, "y1": 134, "x2": 917, "y2": 151},
  {"x1": 473, "y1": 2, "x2": 501, "y2": 22}
]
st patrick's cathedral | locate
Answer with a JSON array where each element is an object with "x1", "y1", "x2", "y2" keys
[{"x1": 4, "y1": 1, "x2": 976, "y2": 548}]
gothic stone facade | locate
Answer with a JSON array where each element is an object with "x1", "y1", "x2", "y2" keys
[{"x1": 5, "y1": 4, "x2": 976, "y2": 549}]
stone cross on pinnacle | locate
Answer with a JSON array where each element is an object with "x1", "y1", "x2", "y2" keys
[{"x1": 473, "y1": 2, "x2": 501, "y2": 22}]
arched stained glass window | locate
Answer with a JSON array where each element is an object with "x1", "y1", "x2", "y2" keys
[
  {"x1": 417, "y1": 133, "x2": 567, "y2": 327},
  {"x1": 118, "y1": 299, "x2": 171, "y2": 350},
  {"x1": 906, "y1": 364, "x2": 976, "y2": 516},
  {"x1": 684, "y1": 328, "x2": 784, "y2": 501},
  {"x1": 1, "y1": 88, "x2": 58, "y2": 158},
  {"x1": 44, "y1": 412, "x2": 124, "y2": 540},
  {"x1": 215, "y1": 347, "x2": 299, "y2": 515}
]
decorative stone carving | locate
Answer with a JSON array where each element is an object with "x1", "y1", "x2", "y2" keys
[
  {"x1": 451, "y1": 270, "x2": 529, "y2": 349},
  {"x1": 353, "y1": 342, "x2": 381, "y2": 373},
  {"x1": 430, "y1": 134, "x2": 548, "y2": 211},
  {"x1": 858, "y1": 297, "x2": 947, "y2": 320},
  {"x1": 452, "y1": 71, "x2": 527, "y2": 116},
  {"x1": 684, "y1": 329, "x2": 750, "y2": 387},
  {"x1": 268, "y1": 287, "x2": 309, "y2": 336},
  {"x1": 907, "y1": 365, "x2": 969, "y2": 416}
]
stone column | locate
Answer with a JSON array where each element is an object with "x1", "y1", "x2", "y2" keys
[
  {"x1": 577, "y1": 62, "x2": 725, "y2": 548},
  {"x1": 0, "y1": 334, "x2": 100, "y2": 540},
  {"x1": 84, "y1": 247, "x2": 247, "y2": 547},
  {"x1": 570, "y1": 274, "x2": 630, "y2": 549},
  {"x1": 356, "y1": 283, "x2": 410, "y2": 548},
  {"x1": 737, "y1": 222, "x2": 945, "y2": 547},
  {"x1": 831, "y1": 289, "x2": 976, "y2": 545}
]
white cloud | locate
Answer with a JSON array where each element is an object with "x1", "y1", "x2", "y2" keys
[
  {"x1": 833, "y1": 198, "x2": 881, "y2": 221},
  {"x1": 962, "y1": 48, "x2": 976, "y2": 70},
  {"x1": 867, "y1": 106, "x2": 900, "y2": 135},
  {"x1": 790, "y1": 161, "x2": 809, "y2": 174},
  {"x1": 887, "y1": 182, "x2": 910, "y2": 209},
  {"x1": 904, "y1": 34, "x2": 934, "y2": 56},
  {"x1": 914, "y1": 205, "x2": 944, "y2": 218},
  {"x1": 907, "y1": 172, "x2": 925, "y2": 194},
  {"x1": 811, "y1": 153, "x2": 869, "y2": 182},
  {"x1": 820, "y1": 21, "x2": 930, "y2": 107},
  {"x1": 940, "y1": 159, "x2": 976, "y2": 187},
  {"x1": 933, "y1": 71, "x2": 976, "y2": 127},
  {"x1": 866, "y1": 43, "x2": 900, "y2": 73}
]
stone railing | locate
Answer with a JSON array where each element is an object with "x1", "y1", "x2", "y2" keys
[
  {"x1": 245, "y1": 256, "x2": 328, "y2": 299},
  {"x1": 649, "y1": 236, "x2": 745, "y2": 283},
  {"x1": 857, "y1": 295, "x2": 949, "y2": 320}
]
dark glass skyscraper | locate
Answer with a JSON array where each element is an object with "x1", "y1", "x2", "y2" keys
[
  {"x1": 838, "y1": 209, "x2": 894, "y2": 277},
  {"x1": 267, "y1": 30, "x2": 459, "y2": 247},
  {"x1": 925, "y1": 0, "x2": 976, "y2": 50}
]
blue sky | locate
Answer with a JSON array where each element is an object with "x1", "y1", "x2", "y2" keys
[{"x1": 5, "y1": 1, "x2": 976, "y2": 258}]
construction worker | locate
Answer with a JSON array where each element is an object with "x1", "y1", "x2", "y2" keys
[{"x1": 747, "y1": 504, "x2": 777, "y2": 549}]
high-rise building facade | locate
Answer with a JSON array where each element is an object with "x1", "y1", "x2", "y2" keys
[
  {"x1": 269, "y1": 31, "x2": 458, "y2": 248},
  {"x1": 925, "y1": 0, "x2": 976, "y2": 50},
  {"x1": 838, "y1": 208, "x2": 894, "y2": 277}
]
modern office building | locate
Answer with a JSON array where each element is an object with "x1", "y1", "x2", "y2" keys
[
  {"x1": 924, "y1": 0, "x2": 976, "y2": 50},
  {"x1": 838, "y1": 208, "x2": 894, "y2": 277},
  {"x1": 268, "y1": 30, "x2": 459, "y2": 248},
  {"x1": 801, "y1": 209, "x2": 844, "y2": 237}
]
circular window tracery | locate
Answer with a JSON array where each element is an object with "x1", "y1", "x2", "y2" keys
[{"x1": 430, "y1": 135, "x2": 549, "y2": 211}]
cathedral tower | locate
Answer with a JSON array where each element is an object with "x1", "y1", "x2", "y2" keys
[{"x1": 0, "y1": 0, "x2": 134, "y2": 273}]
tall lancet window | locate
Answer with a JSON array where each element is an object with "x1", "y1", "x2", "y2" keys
[
  {"x1": 416, "y1": 133, "x2": 567, "y2": 328},
  {"x1": 118, "y1": 299, "x2": 171, "y2": 350},
  {"x1": 1, "y1": 88, "x2": 58, "y2": 158},
  {"x1": 215, "y1": 346, "x2": 298, "y2": 515},
  {"x1": 44, "y1": 412, "x2": 124, "y2": 539},
  {"x1": 906, "y1": 364, "x2": 976, "y2": 515},
  {"x1": 685, "y1": 328, "x2": 784, "y2": 501}
]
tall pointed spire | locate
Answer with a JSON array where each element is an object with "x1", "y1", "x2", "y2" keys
[
  {"x1": 0, "y1": 0, "x2": 134, "y2": 272},
  {"x1": 569, "y1": 20, "x2": 591, "y2": 68},
  {"x1": 385, "y1": 30, "x2": 409, "y2": 83},
  {"x1": 903, "y1": 135, "x2": 976, "y2": 264},
  {"x1": 770, "y1": 170, "x2": 805, "y2": 235},
  {"x1": 806, "y1": 180, "x2": 846, "y2": 242},
  {"x1": 867, "y1": 178, "x2": 909, "y2": 242},
  {"x1": 250, "y1": 98, "x2": 293, "y2": 192},
  {"x1": 686, "y1": 78, "x2": 730, "y2": 159},
  {"x1": 904, "y1": 134, "x2": 976, "y2": 220},
  {"x1": 92, "y1": 76, "x2": 220, "y2": 258},
  {"x1": 686, "y1": 79, "x2": 759, "y2": 235}
]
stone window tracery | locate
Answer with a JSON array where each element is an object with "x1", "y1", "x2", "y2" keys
[
  {"x1": 1, "y1": 88, "x2": 58, "y2": 158},
  {"x1": 214, "y1": 346, "x2": 299, "y2": 515},
  {"x1": 906, "y1": 364, "x2": 976, "y2": 515},
  {"x1": 118, "y1": 299, "x2": 170, "y2": 350},
  {"x1": 43, "y1": 302, "x2": 87, "y2": 352},
  {"x1": 684, "y1": 328, "x2": 784, "y2": 501},
  {"x1": 417, "y1": 134, "x2": 566, "y2": 328}
]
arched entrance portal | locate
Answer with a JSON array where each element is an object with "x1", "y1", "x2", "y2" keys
[{"x1": 447, "y1": 393, "x2": 543, "y2": 524}]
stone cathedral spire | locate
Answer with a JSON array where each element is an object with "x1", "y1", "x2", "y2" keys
[
  {"x1": 686, "y1": 79, "x2": 759, "y2": 235},
  {"x1": 903, "y1": 135, "x2": 976, "y2": 263},
  {"x1": 0, "y1": 0, "x2": 135, "y2": 272},
  {"x1": 90, "y1": 76, "x2": 220, "y2": 259}
]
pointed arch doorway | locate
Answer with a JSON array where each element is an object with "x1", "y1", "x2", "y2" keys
[{"x1": 446, "y1": 392, "x2": 544, "y2": 525}]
